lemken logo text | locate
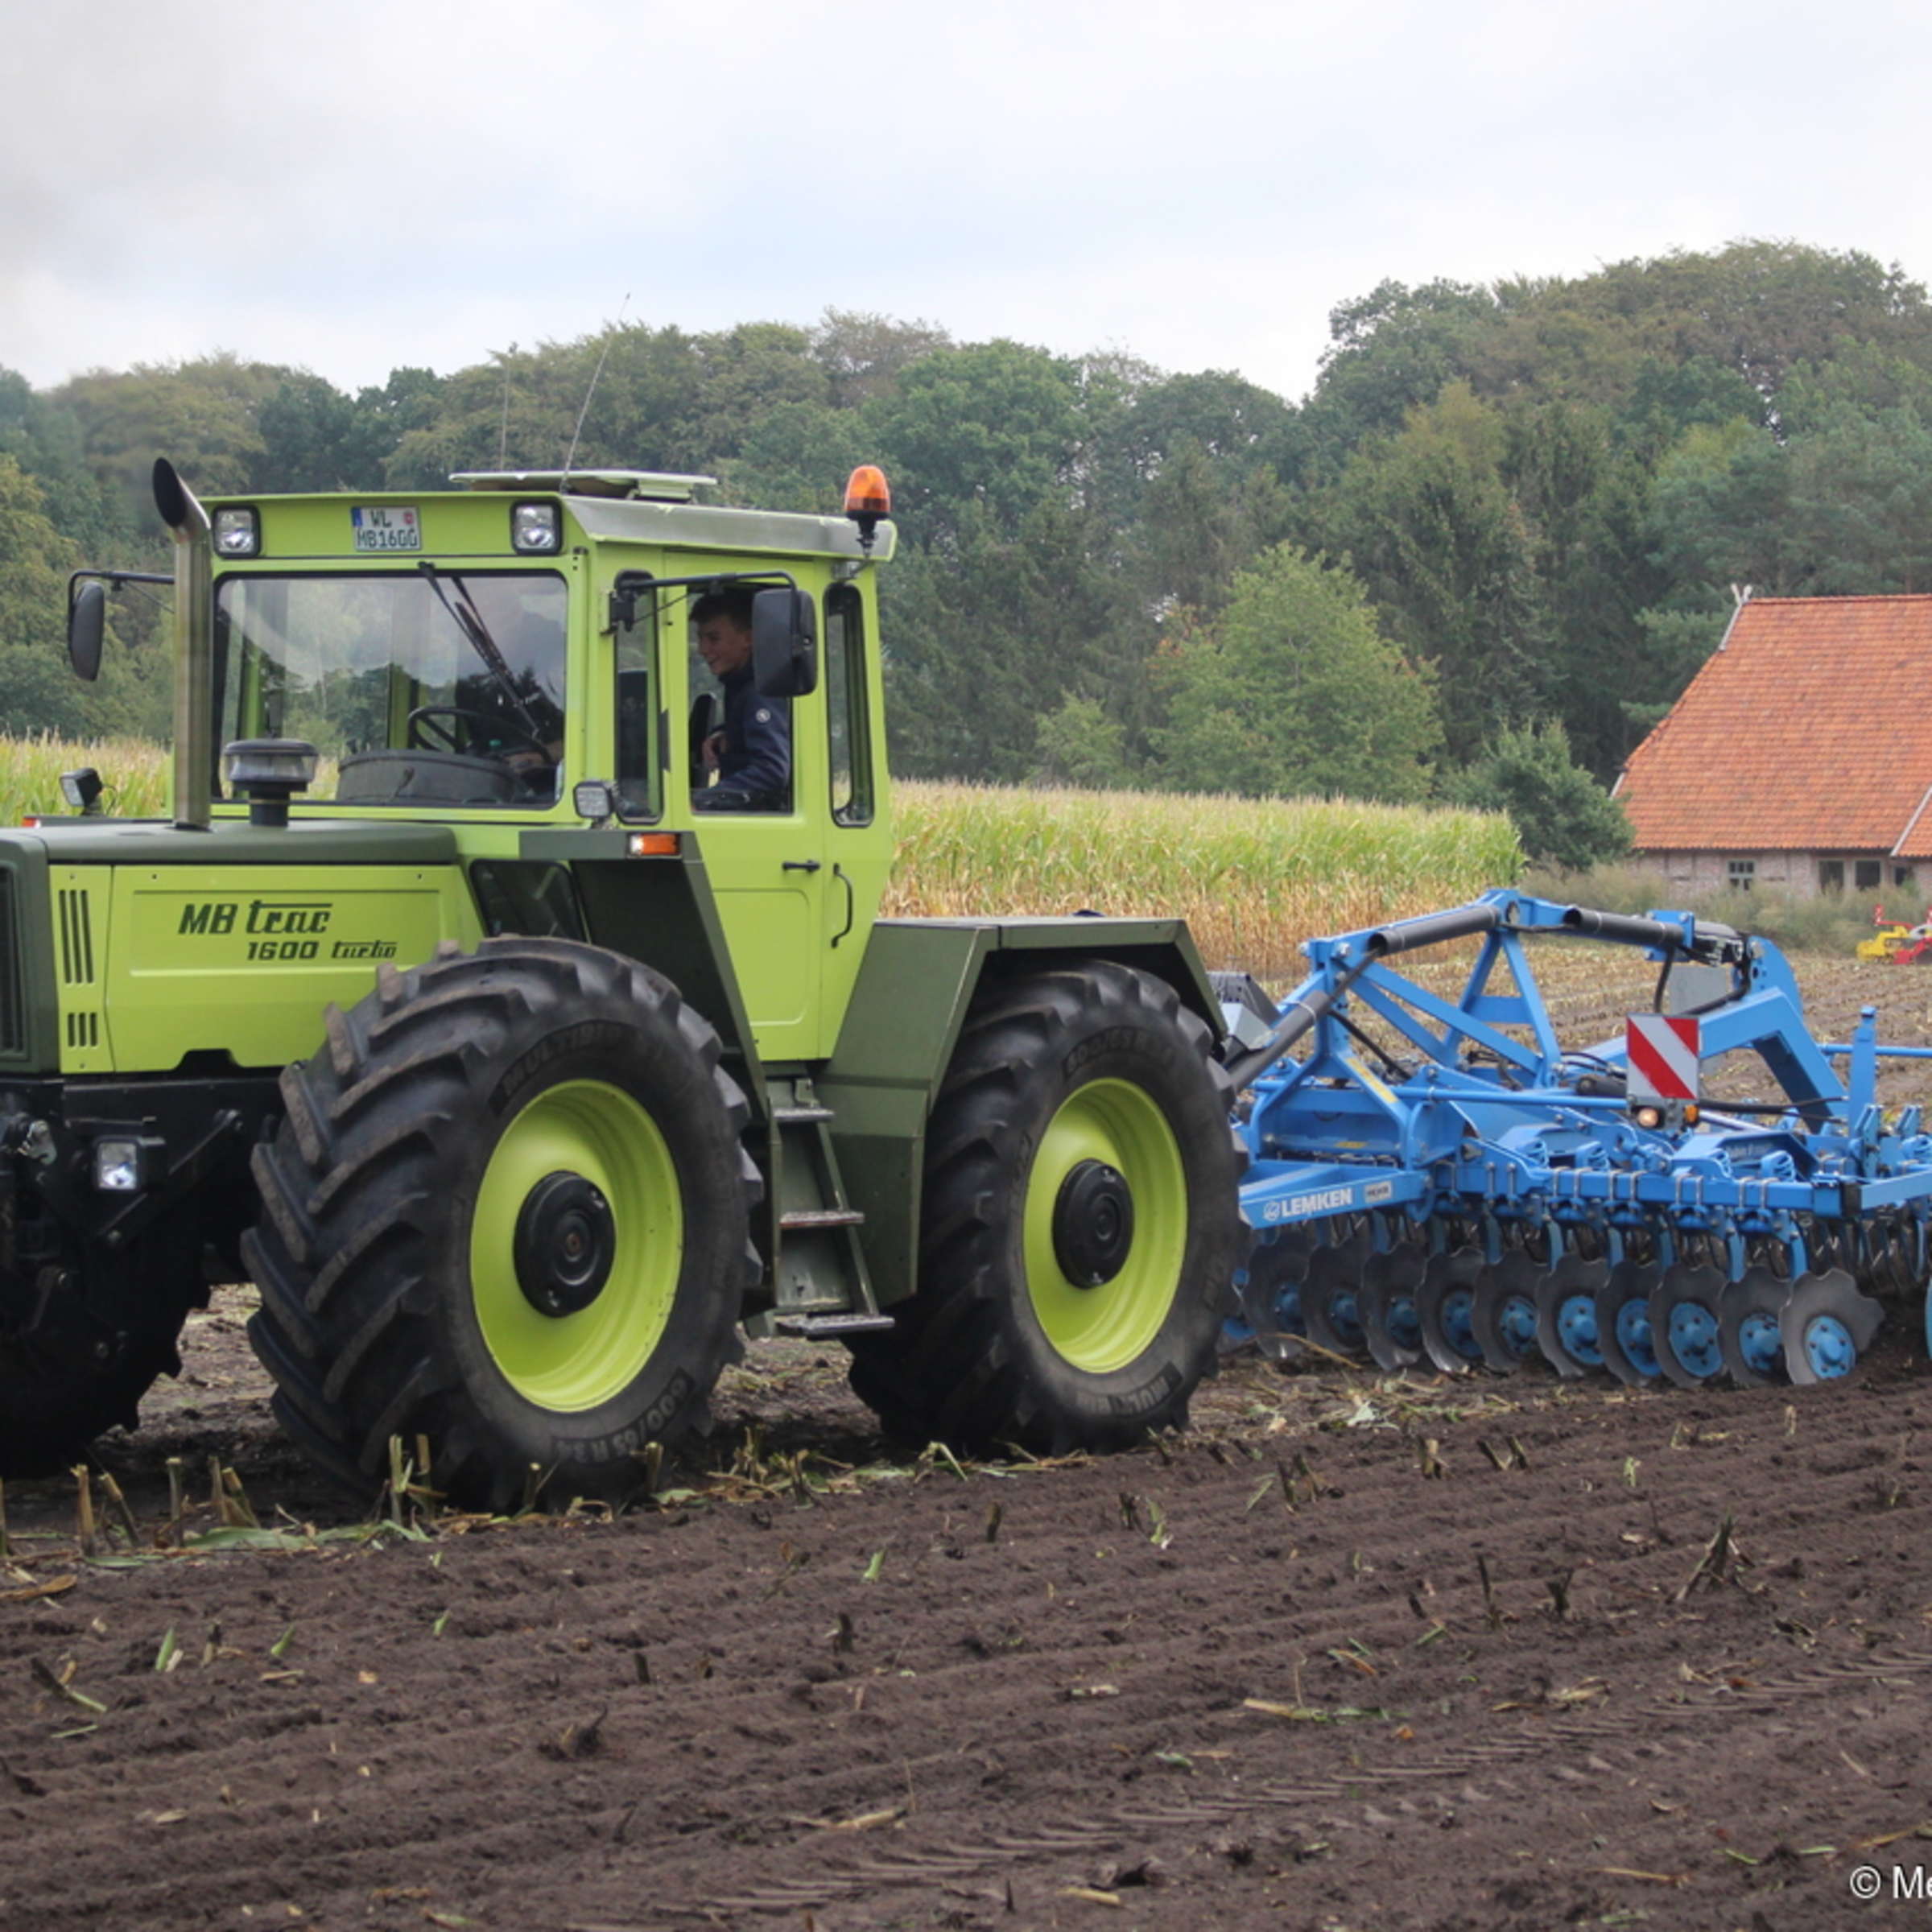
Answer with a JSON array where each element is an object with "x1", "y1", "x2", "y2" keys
[{"x1": 1260, "y1": 1184, "x2": 1359, "y2": 1224}]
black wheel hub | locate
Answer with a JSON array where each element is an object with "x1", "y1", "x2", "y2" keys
[
  {"x1": 1053, "y1": 1160, "x2": 1135, "y2": 1288},
  {"x1": 514, "y1": 1171, "x2": 615, "y2": 1317}
]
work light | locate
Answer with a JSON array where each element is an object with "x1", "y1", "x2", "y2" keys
[
  {"x1": 572, "y1": 780, "x2": 616, "y2": 823},
  {"x1": 213, "y1": 506, "x2": 261, "y2": 556},
  {"x1": 512, "y1": 502, "x2": 561, "y2": 553},
  {"x1": 59, "y1": 767, "x2": 103, "y2": 815}
]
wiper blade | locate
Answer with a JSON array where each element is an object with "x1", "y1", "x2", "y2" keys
[{"x1": 416, "y1": 560, "x2": 546, "y2": 742}]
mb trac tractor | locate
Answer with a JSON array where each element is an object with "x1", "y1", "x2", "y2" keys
[{"x1": 2, "y1": 460, "x2": 1246, "y2": 1506}]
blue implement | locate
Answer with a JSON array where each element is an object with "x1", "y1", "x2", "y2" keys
[{"x1": 1221, "y1": 891, "x2": 1932, "y2": 1387}]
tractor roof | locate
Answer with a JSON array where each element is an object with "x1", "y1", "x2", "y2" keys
[
  {"x1": 451, "y1": 469, "x2": 894, "y2": 559},
  {"x1": 563, "y1": 490, "x2": 895, "y2": 562},
  {"x1": 452, "y1": 469, "x2": 716, "y2": 502}
]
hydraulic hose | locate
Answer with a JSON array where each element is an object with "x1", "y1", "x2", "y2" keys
[
  {"x1": 1222, "y1": 969, "x2": 1366, "y2": 1092},
  {"x1": 1225, "y1": 901, "x2": 1502, "y2": 1089},
  {"x1": 1560, "y1": 905, "x2": 1745, "y2": 962},
  {"x1": 1558, "y1": 906, "x2": 1685, "y2": 951},
  {"x1": 1363, "y1": 902, "x2": 1502, "y2": 959}
]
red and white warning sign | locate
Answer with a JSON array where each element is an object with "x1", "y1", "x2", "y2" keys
[{"x1": 1625, "y1": 1013, "x2": 1700, "y2": 1102}]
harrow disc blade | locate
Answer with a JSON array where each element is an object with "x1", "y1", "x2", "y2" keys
[
  {"x1": 1781, "y1": 1268, "x2": 1884, "y2": 1384},
  {"x1": 1414, "y1": 1245, "x2": 1486, "y2": 1374},
  {"x1": 1358, "y1": 1239, "x2": 1428, "y2": 1372},
  {"x1": 1795, "y1": 1221, "x2": 1838, "y2": 1271},
  {"x1": 1647, "y1": 1264, "x2": 1728, "y2": 1389},
  {"x1": 1719, "y1": 1265, "x2": 1791, "y2": 1388},
  {"x1": 1301, "y1": 1223, "x2": 1373, "y2": 1360},
  {"x1": 1868, "y1": 1220, "x2": 1926, "y2": 1299},
  {"x1": 1594, "y1": 1258, "x2": 1663, "y2": 1385},
  {"x1": 1472, "y1": 1249, "x2": 1543, "y2": 1373},
  {"x1": 1534, "y1": 1251, "x2": 1608, "y2": 1378},
  {"x1": 1230, "y1": 1226, "x2": 1315, "y2": 1362}
]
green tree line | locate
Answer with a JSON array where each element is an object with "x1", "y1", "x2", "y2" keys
[{"x1": 4, "y1": 240, "x2": 1926, "y2": 865}]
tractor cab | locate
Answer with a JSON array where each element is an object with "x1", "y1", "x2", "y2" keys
[{"x1": 68, "y1": 460, "x2": 899, "y2": 1066}]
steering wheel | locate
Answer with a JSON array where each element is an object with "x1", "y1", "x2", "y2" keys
[{"x1": 405, "y1": 705, "x2": 549, "y2": 762}]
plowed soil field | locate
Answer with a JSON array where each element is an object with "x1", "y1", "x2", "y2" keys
[{"x1": 3, "y1": 950, "x2": 1931, "y2": 1932}]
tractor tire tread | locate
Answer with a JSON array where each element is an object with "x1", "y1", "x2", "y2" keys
[
  {"x1": 246, "y1": 939, "x2": 758, "y2": 1512},
  {"x1": 847, "y1": 961, "x2": 1244, "y2": 1457}
]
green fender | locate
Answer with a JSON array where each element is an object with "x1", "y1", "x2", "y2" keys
[{"x1": 816, "y1": 916, "x2": 1225, "y2": 1308}]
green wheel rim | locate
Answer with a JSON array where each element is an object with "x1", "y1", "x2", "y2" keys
[
  {"x1": 1023, "y1": 1077, "x2": 1188, "y2": 1373},
  {"x1": 471, "y1": 1080, "x2": 683, "y2": 1410}
]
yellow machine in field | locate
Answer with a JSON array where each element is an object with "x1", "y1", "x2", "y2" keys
[{"x1": 1856, "y1": 906, "x2": 1932, "y2": 961}]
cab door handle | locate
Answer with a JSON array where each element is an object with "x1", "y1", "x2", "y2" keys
[
  {"x1": 831, "y1": 864, "x2": 856, "y2": 947},
  {"x1": 782, "y1": 858, "x2": 822, "y2": 873}
]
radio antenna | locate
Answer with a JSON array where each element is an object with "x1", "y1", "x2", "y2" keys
[{"x1": 559, "y1": 294, "x2": 630, "y2": 493}]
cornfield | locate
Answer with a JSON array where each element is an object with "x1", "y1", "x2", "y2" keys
[
  {"x1": 0, "y1": 741, "x2": 1521, "y2": 981},
  {"x1": 0, "y1": 737, "x2": 172, "y2": 820},
  {"x1": 890, "y1": 781, "x2": 1521, "y2": 980}
]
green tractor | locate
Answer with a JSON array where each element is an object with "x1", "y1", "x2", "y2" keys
[{"x1": 2, "y1": 459, "x2": 1246, "y2": 1508}]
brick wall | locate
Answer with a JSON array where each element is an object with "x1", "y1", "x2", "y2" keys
[{"x1": 1641, "y1": 850, "x2": 1918, "y2": 899}]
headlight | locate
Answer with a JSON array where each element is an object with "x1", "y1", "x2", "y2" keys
[
  {"x1": 213, "y1": 506, "x2": 261, "y2": 557},
  {"x1": 512, "y1": 502, "x2": 561, "y2": 553},
  {"x1": 93, "y1": 1137, "x2": 144, "y2": 1192}
]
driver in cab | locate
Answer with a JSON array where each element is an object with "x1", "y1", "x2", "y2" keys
[{"x1": 691, "y1": 588, "x2": 790, "y2": 812}]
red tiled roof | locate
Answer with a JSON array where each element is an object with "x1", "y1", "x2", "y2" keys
[{"x1": 1616, "y1": 596, "x2": 1932, "y2": 858}]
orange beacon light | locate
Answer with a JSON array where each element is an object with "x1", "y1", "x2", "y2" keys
[{"x1": 844, "y1": 465, "x2": 891, "y2": 550}]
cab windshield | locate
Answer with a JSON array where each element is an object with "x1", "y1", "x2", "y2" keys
[{"x1": 213, "y1": 570, "x2": 568, "y2": 807}]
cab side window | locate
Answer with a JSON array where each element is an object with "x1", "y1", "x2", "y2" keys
[
  {"x1": 688, "y1": 588, "x2": 791, "y2": 813},
  {"x1": 614, "y1": 594, "x2": 660, "y2": 822},
  {"x1": 826, "y1": 584, "x2": 873, "y2": 826}
]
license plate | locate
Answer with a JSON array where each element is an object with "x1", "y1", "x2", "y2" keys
[{"x1": 351, "y1": 506, "x2": 420, "y2": 552}]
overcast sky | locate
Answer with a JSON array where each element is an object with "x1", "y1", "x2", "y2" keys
[{"x1": 7, "y1": 0, "x2": 1932, "y2": 407}]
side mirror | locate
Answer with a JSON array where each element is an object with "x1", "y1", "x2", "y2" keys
[
  {"x1": 752, "y1": 587, "x2": 816, "y2": 698},
  {"x1": 68, "y1": 580, "x2": 106, "y2": 682}
]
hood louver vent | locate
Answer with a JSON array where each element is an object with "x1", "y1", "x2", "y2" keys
[{"x1": 57, "y1": 886, "x2": 96, "y2": 986}]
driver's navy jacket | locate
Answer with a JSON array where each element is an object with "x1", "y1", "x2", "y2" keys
[{"x1": 716, "y1": 666, "x2": 791, "y2": 804}]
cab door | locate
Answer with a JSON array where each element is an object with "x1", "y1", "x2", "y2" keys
[{"x1": 679, "y1": 596, "x2": 827, "y2": 1065}]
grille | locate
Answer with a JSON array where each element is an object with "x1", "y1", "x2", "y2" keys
[{"x1": 57, "y1": 886, "x2": 96, "y2": 985}]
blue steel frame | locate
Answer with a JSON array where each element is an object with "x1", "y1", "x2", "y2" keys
[{"x1": 1235, "y1": 891, "x2": 1932, "y2": 1287}]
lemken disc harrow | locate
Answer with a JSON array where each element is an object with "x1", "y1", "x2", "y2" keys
[{"x1": 1217, "y1": 891, "x2": 1932, "y2": 1389}]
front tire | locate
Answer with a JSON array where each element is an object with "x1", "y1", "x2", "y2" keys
[
  {"x1": 848, "y1": 963, "x2": 1247, "y2": 1455},
  {"x1": 245, "y1": 939, "x2": 759, "y2": 1511}
]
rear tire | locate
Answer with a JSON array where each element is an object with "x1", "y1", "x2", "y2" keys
[
  {"x1": 245, "y1": 938, "x2": 759, "y2": 1511},
  {"x1": 848, "y1": 963, "x2": 1246, "y2": 1455}
]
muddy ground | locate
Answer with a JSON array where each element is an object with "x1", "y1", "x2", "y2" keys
[{"x1": 3, "y1": 951, "x2": 1932, "y2": 1932}]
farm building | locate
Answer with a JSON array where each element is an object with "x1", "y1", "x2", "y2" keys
[{"x1": 1614, "y1": 592, "x2": 1932, "y2": 899}]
